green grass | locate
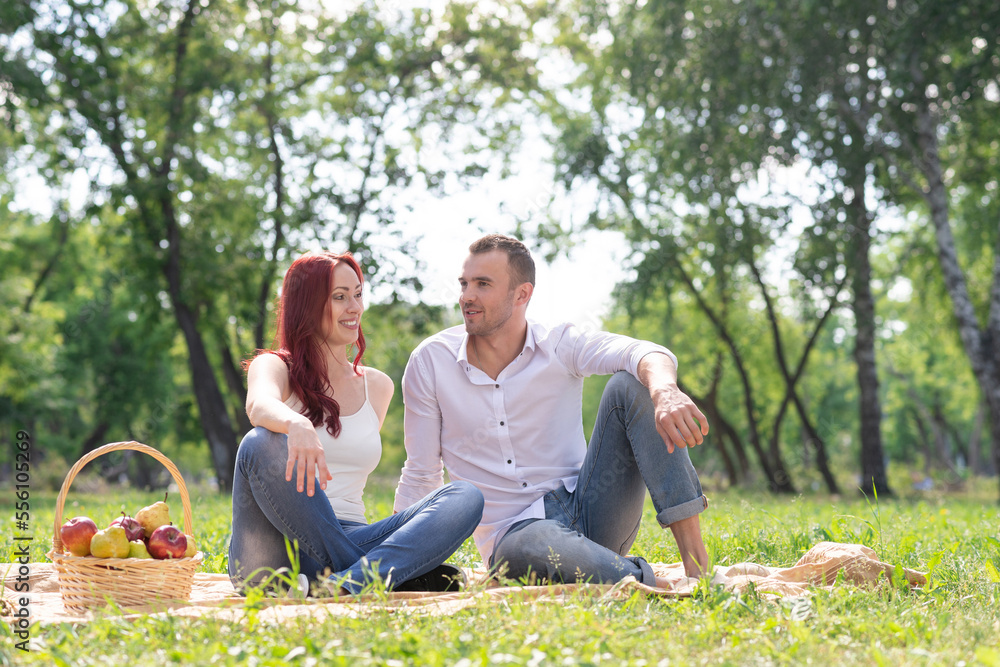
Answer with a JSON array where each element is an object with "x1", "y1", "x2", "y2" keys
[{"x1": 3, "y1": 477, "x2": 1000, "y2": 666}]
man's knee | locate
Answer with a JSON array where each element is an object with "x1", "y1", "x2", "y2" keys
[
  {"x1": 493, "y1": 520, "x2": 576, "y2": 581},
  {"x1": 602, "y1": 371, "x2": 649, "y2": 409},
  {"x1": 606, "y1": 370, "x2": 641, "y2": 392}
]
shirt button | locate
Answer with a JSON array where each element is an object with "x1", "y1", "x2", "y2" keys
[
  {"x1": 507, "y1": 459, "x2": 512, "y2": 464},
  {"x1": 495, "y1": 384, "x2": 499, "y2": 388},
  {"x1": 521, "y1": 482, "x2": 527, "y2": 487},
  {"x1": 500, "y1": 421, "x2": 505, "y2": 426}
]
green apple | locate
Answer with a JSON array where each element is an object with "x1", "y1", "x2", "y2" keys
[
  {"x1": 136, "y1": 493, "x2": 172, "y2": 538},
  {"x1": 128, "y1": 540, "x2": 153, "y2": 559},
  {"x1": 90, "y1": 525, "x2": 130, "y2": 558}
]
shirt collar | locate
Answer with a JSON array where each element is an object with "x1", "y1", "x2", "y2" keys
[
  {"x1": 454, "y1": 321, "x2": 539, "y2": 369},
  {"x1": 523, "y1": 320, "x2": 539, "y2": 353},
  {"x1": 457, "y1": 330, "x2": 472, "y2": 365}
]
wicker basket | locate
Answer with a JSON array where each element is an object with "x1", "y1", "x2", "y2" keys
[{"x1": 47, "y1": 441, "x2": 203, "y2": 612}]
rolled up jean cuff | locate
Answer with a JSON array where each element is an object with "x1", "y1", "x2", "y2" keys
[
  {"x1": 655, "y1": 494, "x2": 709, "y2": 529},
  {"x1": 632, "y1": 556, "x2": 657, "y2": 586}
]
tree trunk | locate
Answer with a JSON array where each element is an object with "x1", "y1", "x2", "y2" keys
[
  {"x1": 992, "y1": 411, "x2": 1000, "y2": 483},
  {"x1": 254, "y1": 30, "x2": 287, "y2": 352},
  {"x1": 932, "y1": 404, "x2": 954, "y2": 470},
  {"x1": 162, "y1": 195, "x2": 237, "y2": 488},
  {"x1": 159, "y1": 155, "x2": 238, "y2": 490},
  {"x1": 912, "y1": 90, "x2": 1000, "y2": 502},
  {"x1": 221, "y1": 343, "x2": 254, "y2": 437},
  {"x1": 968, "y1": 401, "x2": 984, "y2": 475},
  {"x1": 715, "y1": 412, "x2": 750, "y2": 485},
  {"x1": 23, "y1": 215, "x2": 70, "y2": 316},
  {"x1": 720, "y1": 413, "x2": 751, "y2": 479},
  {"x1": 80, "y1": 420, "x2": 111, "y2": 457},
  {"x1": 705, "y1": 352, "x2": 752, "y2": 477},
  {"x1": 991, "y1": 232, "x2": 1000, "y2": 490},
  {"x1": 152, "y1": 0, "x2": 237, "y2": 492},
  {"x1": 911, "y1": 409, "x2": 933, "y2": 475},
  {"x1": 715, "y1": 329, "x2": 794, "y2": 491},
  {"x1": 671, "y1": 259, "x2": 795, "y2": 493},
  {"x1": 849, "y1": 179, "x2": 892, "y2": 497},
  {"x1": 679, "y1": 381, "x2": 740, "y2": 487},
  {"x1": 943, "y1": 410, "x2": 968, "y2": 472},
  {"x1": 172, "y1": 299, "x2": 238, "y2": 491},
  {"x1": 792, "y1": 394, "x2": 841, "y2": 494},
  {"x1": 129, "y1": 448, "x2": 159, "y2": 491},
  {"x1": 750, "y1": 255, "x2": 844, "y2": 494}
]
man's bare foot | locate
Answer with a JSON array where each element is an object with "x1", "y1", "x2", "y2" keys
[{"x1": 668, "y1": 515, "x2": 709, "y2": 578}]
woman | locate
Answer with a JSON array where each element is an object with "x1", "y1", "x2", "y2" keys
[{"x1": 228, "y1": 251, "x2": 483, "y2": 595}]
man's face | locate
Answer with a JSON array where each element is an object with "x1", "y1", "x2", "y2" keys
[{"x1": 458, "y1": 250, "x2": 516, "y2": 337}]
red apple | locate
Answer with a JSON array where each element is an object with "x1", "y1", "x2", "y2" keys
[
  {"x1": 60, "y1": 516, "x2": 99, "y2": 557},
  {"x1": 147, "y1": 524, "x2": 188, "y2": 560},
  {"x1": 110, "y1": 512, "x2": 144, "y2": 543}
]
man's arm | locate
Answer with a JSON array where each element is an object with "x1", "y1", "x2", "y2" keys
[
  {"x1": 556, "y1": 323, "x2": 708, "y2": 451},
  {"x1": 393, "y1": 352, "x2": 446, "y2": 512},
  {"x1": 637, "y1": 352, "x2": 709, "y2": 453}
]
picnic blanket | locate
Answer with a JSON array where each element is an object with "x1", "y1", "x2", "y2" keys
[{"x1": 2, "y1": 542, "x2": 926, "y2": 626}]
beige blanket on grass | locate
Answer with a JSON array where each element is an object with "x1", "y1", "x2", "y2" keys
[{"x1": 2, "y1": 542, "x2": 926, "y2": 626}]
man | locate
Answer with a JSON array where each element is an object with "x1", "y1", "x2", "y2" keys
[{"x1": 393, "y1": 234, "x2": 710, "y2": 585}]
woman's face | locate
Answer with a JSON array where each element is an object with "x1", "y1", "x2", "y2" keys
[{"x1": 321, "y1": 261, "x2": 364, "y2": 346}]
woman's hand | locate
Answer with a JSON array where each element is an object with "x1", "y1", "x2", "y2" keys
[
  {"x1": 245, "y1": 353, "x2": 333, "y2": 496},
  {"x1": 286, "y1": 417, "x2": 332, "y2": 496}
]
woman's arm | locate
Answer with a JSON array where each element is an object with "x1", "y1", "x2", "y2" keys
[
  {"x1": 362, "y1": 367, "x2": 395, "y2": 429},
  {"x1": 246, "y1": 353, "x2": 332, "y2": 496}
]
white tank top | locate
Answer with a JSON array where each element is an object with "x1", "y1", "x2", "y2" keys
[{"x1": 284, "y1": 372, "x2": 382, "y2": 523}]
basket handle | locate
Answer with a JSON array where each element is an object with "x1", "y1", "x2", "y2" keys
[{"x1": 51, "y1": 441, "x2": 196, "y2": 553}]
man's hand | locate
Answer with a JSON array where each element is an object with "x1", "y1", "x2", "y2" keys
[
  {"x1": 638, "y1": 353, "x2": 709, "y2": 453},
  {"x1": 650, "y1": 385, "x2": 709, "y2": 453}
]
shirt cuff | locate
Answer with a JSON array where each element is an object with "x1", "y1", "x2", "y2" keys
[{"x1": 628, "y1": 344, "x2": 677, "y2": 378}]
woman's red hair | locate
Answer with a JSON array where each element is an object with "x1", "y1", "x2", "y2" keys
[{"x1": 246, "y1": 251, "x2": 366, "y2": 438}]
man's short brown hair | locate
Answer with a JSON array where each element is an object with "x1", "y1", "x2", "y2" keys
[{"x1": 469, "y1": 234, "x2": 536, "y2": 288}]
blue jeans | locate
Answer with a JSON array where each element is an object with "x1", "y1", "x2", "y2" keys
[
  {"x1": 228, "y1": 427, "x2": 483, "y2": 594},
  {"x1": 490, "y1": 372, "x2": 707, "y2": 585}
]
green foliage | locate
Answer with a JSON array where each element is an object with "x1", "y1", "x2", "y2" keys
[
  {"x1": 877, "y1": 233, "x2": 986, "y2": 474},
  {"x1": 0, "y1": 0, "x2": 546, "y2": 483},
  {"x1": 0, "y1": 213, "x2": 68, "y2": 442},
  {"x1": 0, "y1": 207, "x2": 193, "y2": 469},
  {"x1": 589, "y1": 285, "x2": 858, "y2": 492},
  {"x1": 547, "y1": 0, "x2": 1000, "y2": 495},
  {"x1": 1, "y1": 0, "x2": 997, "y2": 506}
]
